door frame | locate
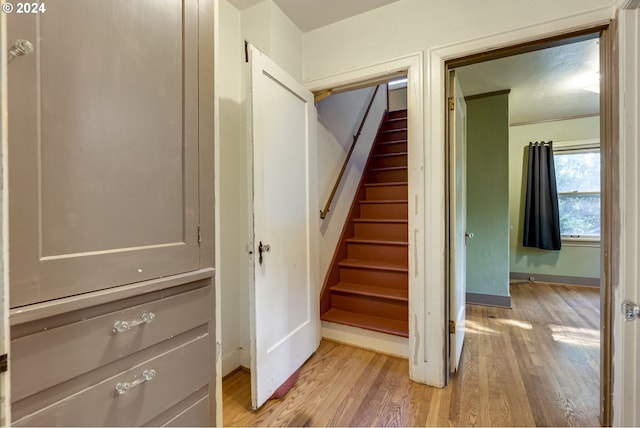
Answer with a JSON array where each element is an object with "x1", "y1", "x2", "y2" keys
[
  {"x1": 304, "y1": 51, "x2": 426, "y2": 383},
  {"x1": 0, "y1": 6, "x2": 10, "y2": 425},
  {"x1": 440, "y1": 22, "x2": 617, "y2": 426},
  {"x1": 614, "y1": 5, "x2": 640, "y2": 427},
  {"x1": 427, "y1": 6, "x2": 615, "y2": 391}
]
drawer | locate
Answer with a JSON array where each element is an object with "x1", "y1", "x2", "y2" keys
[
  {"x1": 162, "y1": 394, "x2": 209, "y2": 427},
  {"x1": 11, "y1": 286, "x2": 210, "y2": 401},
  {"x1": 143, "y1": 389, "x2": 209, "y2": 427},
  {"x1": 14, "y1": 332, "x2": 210, "y2": 426}
]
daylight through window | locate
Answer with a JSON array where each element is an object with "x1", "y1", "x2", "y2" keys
[{"x1": 554, "y1": 143, "x2": 600, "y2": 241}]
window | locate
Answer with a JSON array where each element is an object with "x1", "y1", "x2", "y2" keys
[{"x1": 553, "y1": 140, "x2": 600, "y2": 241}]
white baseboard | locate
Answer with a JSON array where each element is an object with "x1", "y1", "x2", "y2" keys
[
  {"x1": 222, "y1": 347, "x2": 251, "y2": 377},
  {"x1": 321, "y1": 321, "x2": 409, "y2": 358}
]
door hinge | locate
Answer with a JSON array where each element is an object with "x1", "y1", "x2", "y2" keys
[
  {"x1": 622, "y1": 299, "x2": 640, "y2": 321},
  {"x1": 244, "y1": 40, "x2": 249, "y2": 63},
  {"x1": 449, "y1": 320, "x2": 456, "y2": 334},
  {"x1": 197, "y1": 225, "x2": 202, "y2": 244},
  {"x1": 0, "y1": 354, "x2": 7, "y2": 373},
  {"x1": 448, "y1": 97, "x2": 455, "y2": 111}
]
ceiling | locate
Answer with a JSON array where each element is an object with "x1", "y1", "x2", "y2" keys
[
  {"x1": 455, "y1": 38, "x2": 600, "y2": 125},
  {"x1": 228, "y1": 0, "x2": 401, "y2": 32},
  {"x1": 227, "y1": 0, "x2": 600, "y2": 125}
]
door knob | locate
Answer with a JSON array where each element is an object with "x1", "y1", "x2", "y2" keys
[
  {"x1": 622, "y1": 300, "x2": 640, "y2": 321},
  {"x1": 8, "y1": 39, "x2": 34, "y2": 64},
  {"x1": 465, "y1": 232, "x2": 474, "y2": 239},
  {"x1": 258, "y1": 241, "x2": 271, "y2": 265}
]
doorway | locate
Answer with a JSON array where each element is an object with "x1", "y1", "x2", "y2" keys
[{"x1": 445, "y1": 27, "x2": 615, "y2": 424}]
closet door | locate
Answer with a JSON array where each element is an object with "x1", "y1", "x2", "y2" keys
[{"x1": 8, "y1": 1, "x2": 200, "y2": 308}]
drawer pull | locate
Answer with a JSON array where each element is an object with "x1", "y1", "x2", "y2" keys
[
  {"x1": 113, "y1": 312, "x2": 156, "y2": 333},
  {"x1": 115, "y1": 369, "x2": 156, "y2": 395}
]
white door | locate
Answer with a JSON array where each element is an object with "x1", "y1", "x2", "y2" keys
[
  {"x1": 247, "y1": 44, "x2": 319, "y2": 409},
  {"x1": 449, "y1": 70, "x2": 467, "y2": 373}
]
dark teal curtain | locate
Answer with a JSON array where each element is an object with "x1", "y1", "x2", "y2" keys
[{"x1": 523, "y1": 141, "x2": 561, "y2": 250}]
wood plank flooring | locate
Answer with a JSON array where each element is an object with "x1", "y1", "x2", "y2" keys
[{"x1": 223, "y1": 282, "x2": 600, "y2": 426}]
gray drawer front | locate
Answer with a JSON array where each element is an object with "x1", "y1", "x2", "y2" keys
[
  {"x1": 162, "y1": 395, "x2": 209, "y2": 427},
  {"x1": 14, "y1": 334, "x2": 210, "y2": 426},
  {"x1": 12, "y1": 286, "x2": 210, "y2": 401}
]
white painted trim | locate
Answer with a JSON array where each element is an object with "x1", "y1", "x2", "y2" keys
[
  {"x1": 617, "y1": 0, "x2": 640, "y2": 9},
  {"x1": 303, "y1": 52, "x2": 423, "y2": 93},
  {"x1": 614, "y1": 7, "x2": 639, "y2": 427},
  {"x1": 0, "y1": 4, "x2": 10, "y2": 424},
  {"x1": 553, "y1": 138, "x2": 600, "y2": 150},
  {"x1": 303, "y1": 51, "x2": 427, "y2": 385},
  {"x1": 425, "y1": 6, "x2": 614, "y2": 389},
  {"x1": 212, "y1": 0, "x2": 222, "y2": 425},
  {"x1": 322, "y1": 322, "x2": 409, "y2": 359}
]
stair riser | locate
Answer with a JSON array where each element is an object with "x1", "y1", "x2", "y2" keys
[
  {"x1": 369, "y1": 169, "x2": 408, "y2": 183},
  {"x1": 377, "y1": 142, "x2": 407, "y2": 154},
  {"x1": 354, "y1": 222, "x2": 408, "y2": 240},
  {"x1": 380, "y1": 130, "x2": 407, "y2": 142},
  {"x1": 388, "y1": 110, "x2": 407, "y2": 120},
  {"x1": 347, "y1": 243, "x2": 408, "y2": 264},
  {"x1": 331, "y1": 293, "x2": 408, "y2": 321},
  {"x1": 365, "y1": 185, "x2": 408, "y2": 200},
  {"x1": 385, "y1": 119, "x2": 407, "y2": 130},
  {"x1": 340, "y1": 267, "x2": 407, "y2": 289},
  {"x1": 360, "y1": 203, "x2": 408, "y2": 219},
  {"x1": 373, "y1": 154, "x2": 408, "y2": 168}
]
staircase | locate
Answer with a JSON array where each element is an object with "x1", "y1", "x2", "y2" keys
[{"x1": 320, "y1": 109, "x2": 408, "y2": 337}]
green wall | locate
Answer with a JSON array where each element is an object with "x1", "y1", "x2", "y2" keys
[
  {"x1": 466, "y1": 93, "x2": 510, "y2": 298},
  {"x1": 509, "y1": 116, "x2": 601, "y2": 279}
]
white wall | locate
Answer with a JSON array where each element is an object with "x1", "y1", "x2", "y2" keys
[
  {"x1": 303, "y1": 0, "x2": 614, "y2": 82},
  {"x1": 317, "y1": 86, "x2": 387, "y2": 281},
  {"x1": 242, "y1": 0, "x2": 303, "y2": 81},
  {"x1": 217, "y1": 0, "x2": 304, "y2": 376},
  {"x1": 389, "y1": 87, "x2": 407, "y2": 111},
  {"x1": 218, "y1": 0, "x2": 250, "y2": 376}
]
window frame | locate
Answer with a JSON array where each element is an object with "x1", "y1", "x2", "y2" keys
[{"x1": 553, "y1": 139, "x2": 601, "y2": 246}]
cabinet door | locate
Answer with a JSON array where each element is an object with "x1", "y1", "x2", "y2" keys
[{"x1": 8, "y1": 1, "x2": 200, "y2": 307}]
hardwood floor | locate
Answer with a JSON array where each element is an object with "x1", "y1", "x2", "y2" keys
[{"x1": 223, "y1": 282, "x2": 600, "y2": 427}]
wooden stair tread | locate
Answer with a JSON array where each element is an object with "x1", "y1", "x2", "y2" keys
[
  {"x1": 386, "y1": 117, "x2": 407, "y2": 123},
  {"x1": 353, "y1": 218, "x2": 408, "y2": 224},
  {"x1": 346, "y1": 237, "x2": 407, "y2": 245},
  {"x1": 378, "y1": 139, "x2": 407, "y2": 145},
  {"x1": 321, "y1": 309, "x2": 408, "y2": 337},
  {"x1": 330, "y1": 282, "x2": 408, "y2": 301},
  {"x1": 359, "y1": 199, "x2": 407, "y2": 204},
  {"x1": 339, "y1": 258, "x2": 408, "y2": 272},
  {"x1": 364, "y1": 182, "x2": 407, "y2": 188},
  {"x1": 382, "y1": 128, "x2": 408, "y2": 133},
  {"x1": 374, "y1": 152, "x2": 408, "y2": 158},
  {"x1": 369, "y1": 166, "x2": 408, "y2": 172}
]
